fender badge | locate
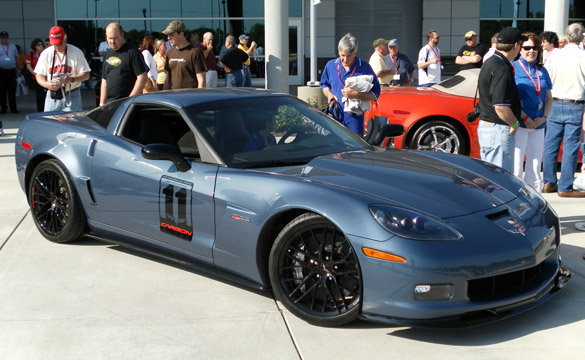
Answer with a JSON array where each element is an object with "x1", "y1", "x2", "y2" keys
[{"x1": 232, "y1": 214, "x2": 250, "y2": 222}]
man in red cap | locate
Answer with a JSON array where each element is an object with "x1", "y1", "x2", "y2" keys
[{"x1": 34, "y1": 26, "x2": 91, "y2": 112}]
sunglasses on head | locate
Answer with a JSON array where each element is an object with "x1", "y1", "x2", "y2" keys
[{"x1": 521, "y1": 46, "x2": 539, "y2": 51}]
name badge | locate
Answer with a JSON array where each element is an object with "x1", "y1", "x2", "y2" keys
[
  {"x1": 393, "y1": 74, "x2": 401, "y2": 80},
  {"x1": 538, "y1": 101, "x2": 543, "y2": 111},
  {"x1": 4, "y1": 57, "x2": 10, "y2": 62}
]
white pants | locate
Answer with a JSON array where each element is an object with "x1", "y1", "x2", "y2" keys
[
  {"x1": 206, "y1": 70, "x2": 218, "y2": 88},
  {"x1": 513, "y1": 127, "x2": 545, "y2": 193}
]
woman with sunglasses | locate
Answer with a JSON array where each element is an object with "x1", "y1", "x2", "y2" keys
[
  {"x1": 512, "y1": 32, "x2": 553, "y2": 193},
  {"x1": 25, "y1": 38, "x2": 45, "y2": 112}
]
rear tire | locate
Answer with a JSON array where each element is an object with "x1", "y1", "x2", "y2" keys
[
  {"x1": 28, "y1": 159, "x2": 86, "y2": 243},
  {"x1": 408, "y1": 120, "x2": 469, "y2": 155}
]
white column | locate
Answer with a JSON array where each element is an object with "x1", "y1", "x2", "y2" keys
[
  {"x1": 543, "y1": 0, "x2": 569, "y2": 35},
  {"x1": 265, "y1": 0, "x2": 289, "y2": 92}
]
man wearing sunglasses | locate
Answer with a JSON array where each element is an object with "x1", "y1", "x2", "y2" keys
[{"x1": 455, "y1": 30, "x2": 488, "y2": 70}]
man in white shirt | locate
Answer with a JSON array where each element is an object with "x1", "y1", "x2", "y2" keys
[
  {"x1": 541, "y1": 23, "x2": 585, "y2": 197},
  {"x1": 34, "y1": 26, "x2": 91, "y2": 112},
  {"x1": 417, "y1": 29, "x2": 441, "y2": 87}
]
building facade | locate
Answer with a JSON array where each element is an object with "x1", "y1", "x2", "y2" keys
[{"x1": 2, "y1": 0, "x2": 583, "y2": 86}]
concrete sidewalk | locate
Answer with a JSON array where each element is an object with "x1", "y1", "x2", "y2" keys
[{"x1": 1, "y1": 92, "x2": 585, "y2": 359}]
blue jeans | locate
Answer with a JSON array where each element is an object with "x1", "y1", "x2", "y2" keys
[
  {"x1": 225, "y1": 71, "x2": 243, "y2": 87},
  {"x1": 542, "y1": 101, "x2": 585, "y2": 192},
  {"x1": 477, "y1": 121, "x2": 516, "y2": 172},
  {"x1": 44, "y1": 89, "x2": 83, "y2": 112},
  {"x1": 241, "y1": 66, "x2": 252, "y2": 87}
]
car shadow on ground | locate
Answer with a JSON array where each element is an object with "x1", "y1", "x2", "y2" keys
[{"x1": 73, "y1": 236, "x2": 272, "y2": 298}]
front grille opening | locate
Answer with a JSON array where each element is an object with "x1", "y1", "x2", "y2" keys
[{"x1": 468, "y1": 262, "x2": 555, "y2": 302}]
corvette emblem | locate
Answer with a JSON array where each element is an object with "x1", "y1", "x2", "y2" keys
[{"x1": 506, "y1": 219, "x2": 526, "y2": 236}]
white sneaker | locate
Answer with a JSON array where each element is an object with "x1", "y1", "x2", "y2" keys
[{"x1": 0, "y1": 128, "x2": 4, "y2": 136}]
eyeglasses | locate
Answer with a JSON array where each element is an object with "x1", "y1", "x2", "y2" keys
[
  {"x1": 35, "y1": 43, "x2": 43, "y2": 47},
  {"x1": 432, "y1": 36, "x2": 440, "y2": 40},
  {"x1": 521, "y1": 46, "x2": 539, "y2": 51}
]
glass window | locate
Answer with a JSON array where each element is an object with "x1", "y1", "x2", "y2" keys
[
  {"x1": 58, "y1": 0, "x2": 302, "y2": 19},
  {"x1": 480, "y1": 0, "x2": 583, "y2": 20}
]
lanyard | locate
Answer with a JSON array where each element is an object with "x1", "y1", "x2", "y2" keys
[
  {"x1": 543, "y1": 48, "x2": 554, "y2": 65},
  {"x1": 518, "y1": 59, "x2": 541, "y2": 96},
  {"x1": 1, "y1": 44, "x2": 10, "y2": 56},
  {"x1": 337, "y1": 62, "x2": 357, "y2": 88},
  {"x1": 388, "y1": 54, "x2": 400, "y2": 70},
  {"x1": 429, "y1": 46, "x2": 440, "y2": 62}
]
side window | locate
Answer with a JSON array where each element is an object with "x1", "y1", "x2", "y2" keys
[{"x1": 119, "y1": 105, "x2": 200, "y2": 161}]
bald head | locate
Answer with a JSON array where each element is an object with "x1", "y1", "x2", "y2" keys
[{"x1": 105, "y1": 22, "x2": 125, "y2": 50}]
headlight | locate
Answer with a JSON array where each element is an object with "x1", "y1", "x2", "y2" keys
[{"x1": 369, "y1": 205, "x2": 462, "y2": 241}]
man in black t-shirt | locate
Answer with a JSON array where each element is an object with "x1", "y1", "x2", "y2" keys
[
  {"x1": 477, "y1": 27, "x2": 526, "y2": 172},
  {"x1": 219, "y1": 35, "x2": 249, "y2": 87},
  {"x1": 100, "y1": 23, "x2": 148, "y2": 104},
  {"x1": 456, "y1": 31, "x2": 488, "y2": 70}
]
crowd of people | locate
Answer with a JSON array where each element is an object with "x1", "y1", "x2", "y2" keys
[
  {"x1": 320, "y1": 24, "x2": 585, "y2": 198},
  {"x1": 1, "y1": 22, "x2": 584, "y2": 198},
  {"x1": 0, "y1": 20, "x2": 258, "y2": 134}
]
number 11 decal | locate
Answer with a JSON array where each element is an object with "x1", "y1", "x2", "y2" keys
[{"x1": 159, "y1": 176, "x2": 194, "y2": 240}]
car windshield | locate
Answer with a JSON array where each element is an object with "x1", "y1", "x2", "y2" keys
[{"x1": 185, "y1": 96, "x2": 373, "y2": 169}]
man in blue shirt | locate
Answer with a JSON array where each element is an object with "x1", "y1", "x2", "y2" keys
[
  {"x1": 321, "y1": 33, "x2": 380, "y2": 135},
  {"x1": 384, "y1": 39, "x2": 415, "y2": 87}
]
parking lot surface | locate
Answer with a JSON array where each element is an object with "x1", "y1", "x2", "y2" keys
[{"x1": 1, "y1": 90, "x2": 584, "y2": 359}]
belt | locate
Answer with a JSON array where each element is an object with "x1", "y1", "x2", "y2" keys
[
  {"x1": 207, "y1": 69, "x2": 217, "y2": 72},
  {"x1": 389, "y1": 83, "x2": 401, "y2": 87},
  {"x1": 68, "y1": 87, "x2": 80, "y2": 93},
  {"x1": 553, "y1": 98, "x2": 585, "y2": 104}
]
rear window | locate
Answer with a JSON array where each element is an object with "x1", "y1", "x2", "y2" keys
[{"x1": 86, "y1": 99, "x2": 125, "y2": 128}]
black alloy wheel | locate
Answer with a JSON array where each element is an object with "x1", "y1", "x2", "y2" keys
[
  {"x1": 269, "y1": 213, "x2": 362, "y2": 326},
  {"x1": 29, "y1": 159, "x2": 85, "y2": 243}
]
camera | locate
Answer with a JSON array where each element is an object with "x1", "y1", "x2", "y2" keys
[
  {"x1": 466, "y1": 106, "x2": 480, "y2": 123},
  {"x1": 50, "y1": 73, "x2": 65, "y2": 100},
  {"x1": 50, "y1": 89, "x2": 63, "y2": 100}
]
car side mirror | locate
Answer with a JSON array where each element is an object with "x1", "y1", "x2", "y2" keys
[
  {"x1": 365, "y1": 115, "x2": 404, "y2": 146},
  {"x1": 142, "y1": 144, "x2": 191, "y2": 172}
]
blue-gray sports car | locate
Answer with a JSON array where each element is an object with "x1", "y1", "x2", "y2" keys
[{"x1": 15, "y1": 88, "x2": 570, "y2": 327}]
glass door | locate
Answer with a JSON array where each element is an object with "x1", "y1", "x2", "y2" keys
[{"x1": 288, "y1": 19, "x2": 303, "y2": 86}]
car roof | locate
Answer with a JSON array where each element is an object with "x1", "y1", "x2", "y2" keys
[
  {"x1": 130, "y1": 88, "x2": 291, "y2": 108},
  {"x1": 432, "y1": 68, "x2": 480, "y2": 99}
]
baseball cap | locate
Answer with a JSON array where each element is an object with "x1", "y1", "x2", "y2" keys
[
  {"x1": 239, "y1": 34, "x2": 249, "y2": 41},
  {"x1": 388, "y1": 39, "x2": 399, "y2": 47},
  {"x1": 372, "y1": 38, "x2": 388, "y2": 47},
  {"x1": 162, "y1": 20, "x2": 186, "y2": 36},
  {"x1": 49, "y1": 26, "x2": 66, "y2": 45},
  {"x1": 464, "y1": 30, "x2": 477, "y2": 39},
  {"x1": 497, "y1": 27, "x2": 528, "y2": 44},
  {"x1": 0, "y1": 31, "x2": 8, "y2": 37}
]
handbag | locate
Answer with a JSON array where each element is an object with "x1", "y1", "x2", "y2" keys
[{"x1": 574, "y1": 172, "x2": 585, "y2": 191}]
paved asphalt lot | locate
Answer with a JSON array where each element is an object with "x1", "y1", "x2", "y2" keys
[{"x1": 1, "y1": 90, "x2": 585, "y2": 359}]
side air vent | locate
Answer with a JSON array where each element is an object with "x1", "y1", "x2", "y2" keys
[{"x1": 485, "y1": 209, "x2": 509, "y2": 221}]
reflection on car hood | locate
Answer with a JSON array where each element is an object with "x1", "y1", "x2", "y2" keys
[{"x1": 280, "y1": 150, "x2": 516, "y2": 218}]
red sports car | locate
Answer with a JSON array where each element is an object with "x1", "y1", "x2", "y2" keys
[
  {"x1": 366, "y1": 69, "x2": 480, "y2": 157},
  {"x1": 365, "y1": 69, "x2": 581, "y2": 163}
]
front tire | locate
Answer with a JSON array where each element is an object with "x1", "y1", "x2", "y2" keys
[
  {"x1": 269, "y1": 213, "x2": 362, "y2": 326},
  {"x1": 28, "y1": 159, "x2": 85, "y2": 243}
]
